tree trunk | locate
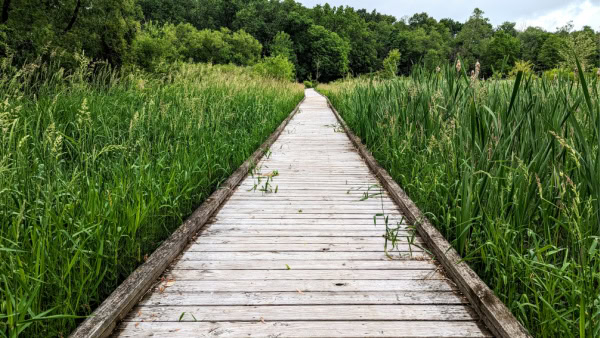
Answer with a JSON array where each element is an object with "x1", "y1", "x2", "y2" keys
[
  {"x1": 64, "y1": 0, "x2": 81, "y2": 33},
  {"x1": 1, "y1": 0, "x2": 11, "y2": 24}
]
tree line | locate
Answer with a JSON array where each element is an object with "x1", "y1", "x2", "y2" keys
[{"x1": 1, "y1": 0, "x2": 599, "y2": 81}]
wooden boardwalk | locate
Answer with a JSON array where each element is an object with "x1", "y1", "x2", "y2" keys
[{"x1": 113, "y1": 89, "x2": 492, "y2": 337}]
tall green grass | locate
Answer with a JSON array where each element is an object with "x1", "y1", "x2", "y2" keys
[
  {"x1": 323, "y1": 66, "x2": 600, "y2": 337},
  {"x1": 0, "y1": 59, "x2": 303, "y2": 337}
]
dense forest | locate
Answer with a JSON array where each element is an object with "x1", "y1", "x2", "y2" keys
[{"x1": 1, "y1": 0, "x2": 599, "y2": 81}]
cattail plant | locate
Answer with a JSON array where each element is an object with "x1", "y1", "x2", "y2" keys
[
  {"x1": 597, "y1": 68, "x2": 600, "y2": 77},
  {"x1": 474, "y1": 60, "x2": 481, "y2": 78},
  {"x1": 323, "y1": 64, "x2": 600, "y2": 338},
  {"x1": 436, "y1": 66, "x2": 441, "y2": 73},
  {"x1": 455, "y1": 59, "x2": 461, "y2": 73}
]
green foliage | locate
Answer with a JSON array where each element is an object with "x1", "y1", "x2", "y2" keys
[
  {"x1": 542, "y1": 67, "x2": 576, "y2": 81},
  {"x1": 560, "y1": 32, "x2": 597, "y2": 71},
  {"x1": 496, "y1": 21, "x2": 517, "y2": 37},
  {"x1": 324, "y1": 66, "x2": 600, "y2": 337},
  {"x1": 193, "y1": 28, "x2": 235, "y2": 64},
  {"x1": 0, "y1": 61, "x2": 303, "y2": 337},
  {"x1": 224, "y1": 28, "x2": 262, "y2": 66},
  {"x1": 130, "y1": 23, "x2": 262, "y2": 70},
  {"x1": 303, "y1": 80, "x2": 317, "y2": 88},
  {"x1": 508, "y1": 59, "x2": 534, "y2": 78},
  {"x1": 130, "y1": 22, "x2": 179, "y2": 71},
  {"x1": 253, "y1": 54, "x2": 296, "y2": 81},
  {"x1": 392, "y1": 17, "x2": 452, "y2": 73},
  {"x1": 138, "y1": 0, "x2": 211, "y2": 28},
  {"x1": 483, "y1": 31, "x2": 521, "y2": 75},
  {"x1": 518, "y1": 27, "x2": 549, "y2": 69},
  {"x1": 310, "y1": 5, "x2": 378, "y2": 75},
  {"x1": 382, "y1": 49, "x2": 401, "y2": 78},
  {"x1": 454, "y1": 8, "x2": 494, "y2": 69},
  {"x1": 306, "y1": 25, "x2": 350, "y2": 82},
  {"x1": 539, "y1": 35, "x2": 565, "y2": 69},
  {"x1": 269, "y1": 31, "x2": 295, "y2": 61},
  {"x1": 0, "y1": 0, "x2": 140, "y2": 67},
  {"x1": 439, "y1": 18, "x2": 463, "y2": 37},
  {"x1": 3, "y1": 0, "x2": 600, "y2": 81}
]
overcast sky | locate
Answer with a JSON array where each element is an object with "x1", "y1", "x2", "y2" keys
[{"x1": 297, "y1": 0, "x2": 600, "y2": 32}]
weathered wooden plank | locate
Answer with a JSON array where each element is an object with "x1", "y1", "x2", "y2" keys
[
  {"x1": 179, "y1": 251, "x2": 431, "y2": 261},
  {"x1": 165, "y1": 269, "x2": 444, "y2": 281},
  {"x1": 139, "y1": 291, "x2": 467, "y2": 306},
  {"x1": 185, "y1": 243, "x2": 424, "y2": 252},
  {"x1": 226, "y1": 196, "x2": 384, "y2": 201},
  {"x1": 237, "y1": 181, "x2": 382, "y2": 186},
  {"x1": 152, "y1": 279, "x2": 454, "y2": 293},
  {"x1": 199, "y1": 229, "x2": 388, "y2": 237},
  {"x1": 221, "y1": 200, "x2": 396, "y2": 204},
  {"x1": 124, "y1": 305, "x2": 477, "y2": 322},
  {"x1": 203, "y1": 225, "x2": 410, "y2": 232},
  {"x1": 208, "y1": 217, "x2": 408, "y2": 224},
  {"x1": 115, "y1": 321, "x2": 492, "y2": 338},
  {"x1": 215, "y1": 211, "x2": 403, "y2": 216},
  {"x1": 232, "y1": 191, "x2": 390, "y2": 197},
  {"x1": 324, "y1": 91, "x2": 529, "y2": 337},
  {"x1": 240, "y1": 181, "x2": 380, "y2": 185},
  {"x1": 217, "y1": 207, "x2": 402, "y2": 214},
  {"x1": 171, "y1": 260, "x2": 437, "y2": 270},
  {"x1": 217, "y1": 206, "x2": 401, "y2": 213},
  {"x1": 193, "y1": 236, "x2": 423, "y2": 244}
]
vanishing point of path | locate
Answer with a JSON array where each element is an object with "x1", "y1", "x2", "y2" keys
[{"x1": 114, "y1": 89, "x2": 492, "y2": 337}]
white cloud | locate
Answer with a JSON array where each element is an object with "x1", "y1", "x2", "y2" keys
[
  {"x1": 297, "y1": 0, "x2": 600, "y2": 32},
  {"x1": 514, "y1": 1, "x2": 600, "y2": 31}
]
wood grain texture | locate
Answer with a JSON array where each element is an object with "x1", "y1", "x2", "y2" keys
[
  {"x1": 138, "y1": 291, "x2": 468, "y2": 306},
  {"x1": 171, "y1": 260, "x2": 437, "y2": 270},
  {"x1": 115, "y1": 321, "x2": 492, "y2": 337},
  {"x1": 147, "y1": 279, "x2": 458, "y2": 293},
  {"x1": 165, "y1": 269, "x2": 444, "y2": 280},
  {"x1": 124, "y1": 304, "x2": 478, "y2": 322},
  {"x1": 107, "y1": 89, "x2": 492, "y2": 337},
  {"x1": 179, "y1": 251, "x2": 432, "y2": 261},
  {"x1": 324, "y1": 91, "x2": 530, "y2": 337}
]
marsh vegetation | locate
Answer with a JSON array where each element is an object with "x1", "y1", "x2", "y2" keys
[{"x1": 322, "y1": 64, "x2": 600, "y2": 337}]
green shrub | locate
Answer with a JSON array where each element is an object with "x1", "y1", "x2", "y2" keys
[
  {"x1": 303, "y1": 80, "x2": 317, "y2": 88},
  {"x1": 269, "y1": 31, "x2": 295, "y2": 62},
  {"x1": 253, "y1": 55, "x2": 295, "y2": 81},
  {"x1": 130, "y1": 24, "x2": 262, "y2": 69},
  {"x1": 508, "y1": 60, "x2": 536, "y2": 79},
  {"x1": 382, "y1": 49, "x2": 401, "y2": 78},
  {"x1": 543, "y1": 68, "x2": 575, "y2": 81},
  {"x1": 224, "y1": 29, "x2": 262, "y2": 66},
  {"x1": 130, "y1": 23, "x2": 180, "y2": 71}
]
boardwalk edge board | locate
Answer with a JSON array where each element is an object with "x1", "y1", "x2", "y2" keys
[
  {"x1": 321, "y1": 92, "x2": 531, "y2": 338},
  {"x1": 69, "y1": 97, "x2": 306, "y2": 338}
]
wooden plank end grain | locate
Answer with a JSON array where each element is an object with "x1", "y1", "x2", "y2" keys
[
  {"x1": 321, "y1": 92, "x2": 531, "y2": 338},
  {"x1": 69, "y1": 97, "x2": 306, "y2": 338}
]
